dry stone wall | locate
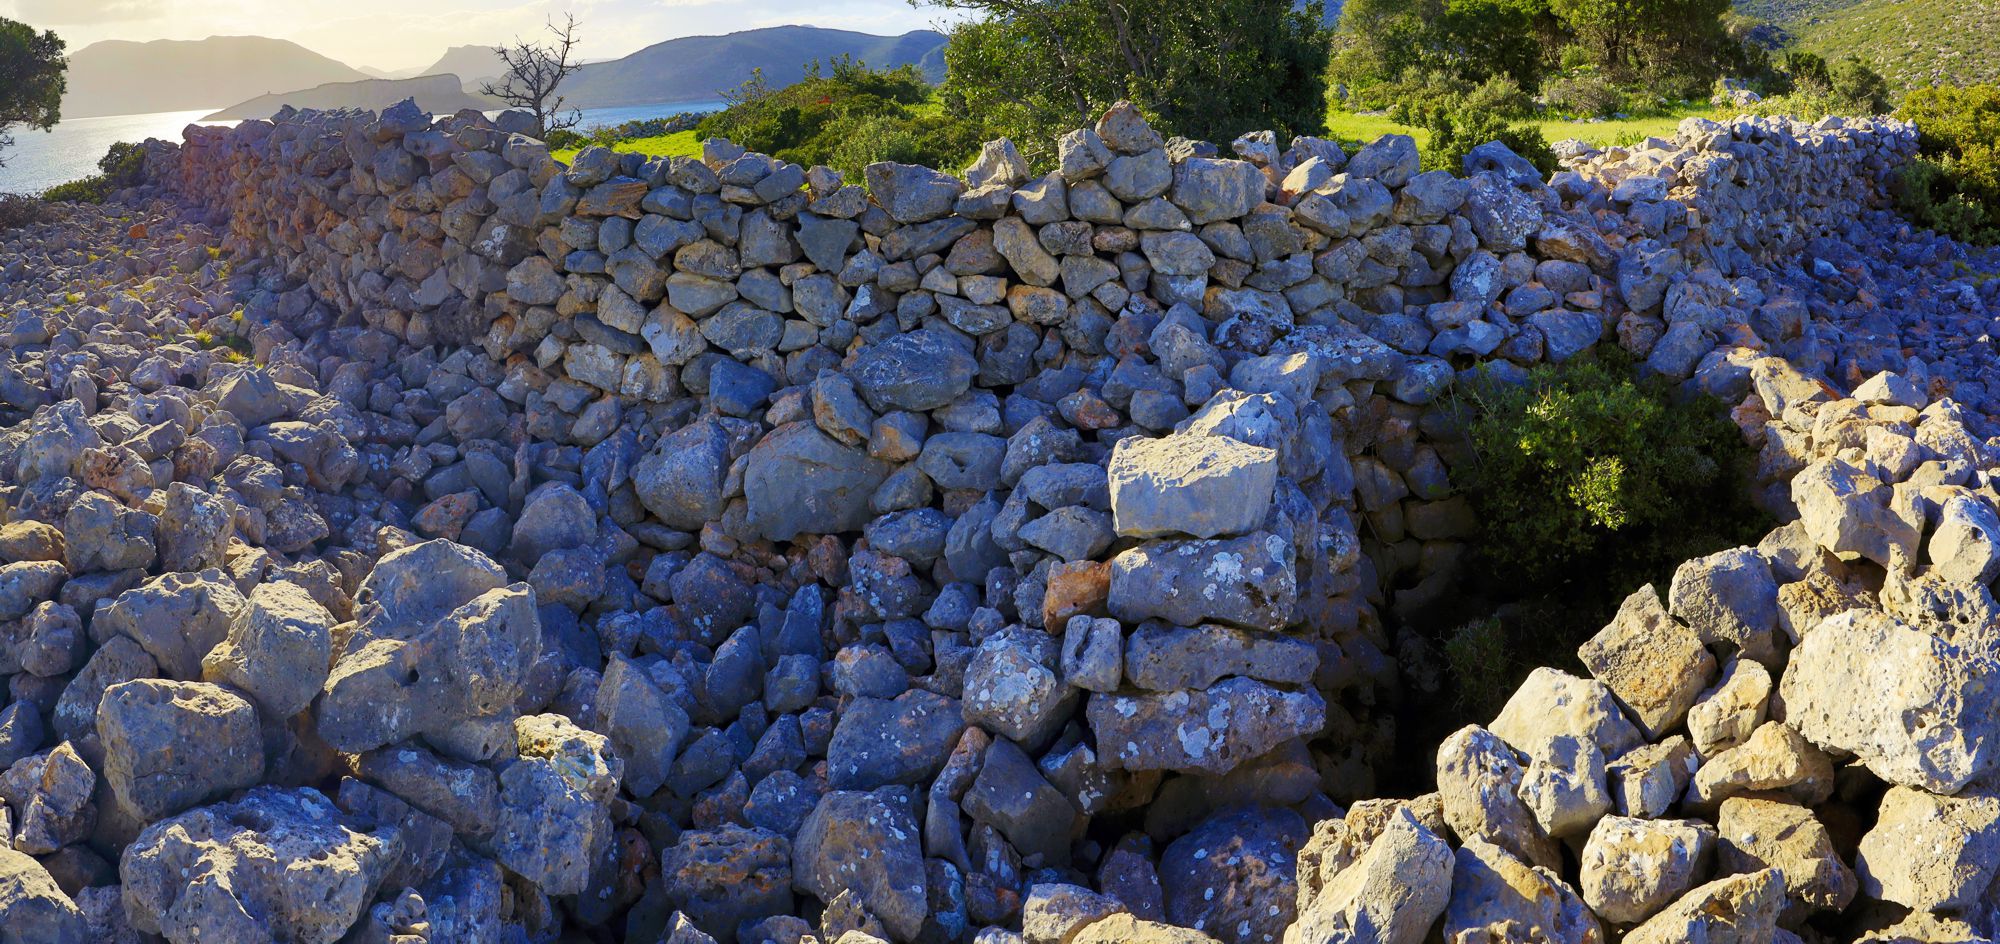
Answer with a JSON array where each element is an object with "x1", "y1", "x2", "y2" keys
[
  {"x1": 0, "y1": 94, "x2": 1985, "y2": 943},
  {"x1": 143, "y1": 103, "x2": 1919, "y2": 623}
]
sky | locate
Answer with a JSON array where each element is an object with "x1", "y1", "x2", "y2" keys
[{"x1": 0, "y1": 0, "x2": 956, "y2": 72}]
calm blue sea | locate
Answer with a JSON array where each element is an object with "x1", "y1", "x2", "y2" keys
[{"x1": 0, "y1": 100, "x2": 728, "y2": 195}]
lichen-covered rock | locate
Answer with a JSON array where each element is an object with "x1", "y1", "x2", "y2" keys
[
  {"x1": 1620, "y1": 869, "x2": 1785, "y2": 944},
  {"x1": 1779, "y1": 609, "x2": 2000, "y2": 793},
  {"x1": 119, "y1": 787, "x2": 395, "y2": 944},
  {"x1": 319, "y1": 581, "x2": 540, "y2": 753},
  {"x1": 97, "y1": 679, "x2": 263, "y2": 822},
  {"x1": 95, "y1": 570, "x2": 247, "y2": 682},
  {"x1": 1442, "y1": 838, "x2": 1601, "y2": 944},
  {"x1": 1854, "y1": 784, "x2": 2000, "y2": 912},
  {"x1": 0, "y1": 741, "x2": 96, "y2": 854},
  {"x1": 1161, "y1": 807, "x2": 1305, "y2": 944},
  {"x1": 1668, "y1": 547, "x2": 1782, "y2": 668},
  {"x1": 1686, "y1": 721, "x2": 1835, "y2": 809},
  {"x1": 1716, "y1": 797, "x2": 1856, "y2": 921},
  {"x1": 661, "y1": 825, "x2": 795, "y2": 944},
  {"x1": 1578, "y1": 585, "x2": 1714, "y2": 740},
  {"x1": 1488, "y1": 668, "x2": 1643, "y2": 764},
  {"x1": 1107, "y1": 533, "x2": 1298, "y2": 632},
  {"x1": 1435, "y1": 726, "x2": 1561, "y2": 871},
  {"x1": 794, "y1": 790, "x2": 928, "y2": 943},
  {"x1": 1578, "y1": 815, "x2": 1714, "y2": 925},
  {"x1": 1285, "y1": 806, "x2": 1452, "y2": 944},
  {"x1": 828, "y1": 690, "x2": 965, "y2": 791},
  {"x1": 1088, "y1": 679, "x2": 1324, "y2": 775},
  {"x1": 200, "y1": 581, "x2": 335, "y2": 718},
  {"x1": 1108, "y1": 433, "x2": 1278, "y2": 539},
  {"x1": 492, "y1": 713, "x2": 621, "y2": 896}
]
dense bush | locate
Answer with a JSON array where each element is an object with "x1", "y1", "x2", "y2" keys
[
  {"x1": 1455, "y1": 352, "x2": 1764, "y2": 589},
  {"x1": 1416, "y1": 352, "x2": 1767, "y2": 722},
  {"x1": 1892, "y1": 83, "x2": 2000, "y2": 244},
  {"x1": 696, "y1": 58, "x2": 988, "y2": 179},
  {"x1": 1417, "y1": 107, "x2": 1560, "y2": 177},
  {"x1": 1541, "y1": 73, "x2": 1624, "y2": 118},
  {"x1": 42, "y1": 140, "x2": 145, "y2": 203},
  {"x1": 1741, "y1": 53, "x2": 1892, "y2": 119},
  {"x1": 0, "y1": 191, "x2": 51, "y2": 230}
]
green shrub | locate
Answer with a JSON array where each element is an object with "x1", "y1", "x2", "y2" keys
[
  {"x1": 1462, "y1": 75, "x2": 1536, "y2": 122},
  {"x1": 41, "y1": 176, "x2": 111, "y2": 203},
  {"x1": 1829, "y1": 57, "x2": 1892, "y2": 114},
  {"x1": 542, "y1": 128, "x2": 586, "y2": 150},
  {"x1": 42, "y1": 140, "x2": 145, "y2": 204},
  {"x1": 1894, "y1": 84, "x2": 2000, "y2": 244},
  {"x1": 1419, "y1": 107, "x2": 1559, "y2": 177},
  {"x1": 1420, "y1": 353, "x2": 1766, "y2": 722},
  {"x1": 1454, "y1": 352, "x2": 1765, "y2": 590},
  {"x1": 1542, "y1": 73, "x2": 1623, "y2": 117},
  {"x1": 695, "y1": 57, "x2": 989, "y2": 179}
]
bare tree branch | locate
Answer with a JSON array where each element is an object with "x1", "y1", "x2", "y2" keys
[{"x1": 480, "y1": 13, "x2": 585, "y2": 137}]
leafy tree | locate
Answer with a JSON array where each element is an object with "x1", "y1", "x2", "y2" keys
[
  {"x1": 1331, "y1": 0, "x2": 1551, "y2": 103},
  {"x1": 0, "y1": 17, "x2": 66, "y2": 169},
  {"x1": 482, "y1": 14, "x2": 584, "y2": 137},
  {"x1": 1548, "y1": 0, "x2": 1738, "y2": 93},
  {"x1": 924, "y1": 0, "x2": 1331, "y2": 159}
]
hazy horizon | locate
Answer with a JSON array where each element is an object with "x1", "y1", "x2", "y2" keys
[{"x1": 0, "y1": 0, "x2": 956, "y2": 74}]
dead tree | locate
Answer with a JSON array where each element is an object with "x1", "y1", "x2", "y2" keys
[{"x1": 481, "y1": 13, "x2": 585, "y2": 137}]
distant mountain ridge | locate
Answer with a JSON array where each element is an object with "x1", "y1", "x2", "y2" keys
[
  {"x1": 418, "y1": 46, "x2": 510, "y2": 87},
  {"x1": 556, "y1": 26, "x2": 949, "y2": 110},
  {"x1": 62, "y1": 36, "x2": 371, "y2": 119},
  {"x1": 203, "y1": 74, "x2": 499, "y2": 121},
  {"x1": 66, "y1": 26, "x2": 954, "y2": 123}
]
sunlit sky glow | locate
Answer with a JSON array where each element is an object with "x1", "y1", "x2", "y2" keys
[{"x1": 0, "y1": 0, "x2": 955, "y2": 73}]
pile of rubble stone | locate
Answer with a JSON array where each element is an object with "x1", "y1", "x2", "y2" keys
[{"x1": 0, "y1": 96, "x2": 1995, "y2": 943}]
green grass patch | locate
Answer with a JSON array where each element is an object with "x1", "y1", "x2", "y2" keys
[
  {"x1": 1327, "y1": 103, "x2": 1723, "y2": 154},
  {"x1": 552, "y1": 130, "x2": 704, "y2": 165}
]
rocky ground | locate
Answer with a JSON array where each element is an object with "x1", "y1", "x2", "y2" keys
[{"x1": 0, "y1": 102, "x2": 1998, "y2": 944}]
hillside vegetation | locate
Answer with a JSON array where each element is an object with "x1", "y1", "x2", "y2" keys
[
  {"x1": 1734, "y1": 0, "x2": 2000, "y2": 92},
  {"x1": 1788, "y1": 0, "x2": 2000, "y2": 91}
]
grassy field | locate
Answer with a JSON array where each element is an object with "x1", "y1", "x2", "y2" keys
[
  {"x1": 551, "y1": 129, "x2": 703, "y2": 165},
  {"x1": 1326, "y1": 104, "x2": 1724, "y2": 151}
]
